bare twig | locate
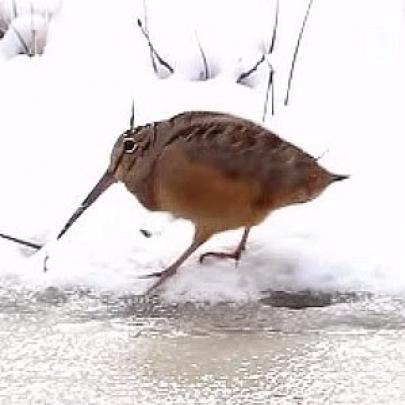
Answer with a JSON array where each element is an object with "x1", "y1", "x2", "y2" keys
[
  {"x1": 236, "y1": 54, "x2": 265, "y2": 84},
  {"x1": 195, "y1": 33, "x2": 209, "y2": 80},
  {"x1": 12, "y1": 0, "x2": 18, "y2": 19},
  {"x1": 10, "y1": 25, "x2": 30, "y2": 54},
  {"x1": 271, "y1": 69, "x2": 275, "y2": 116},
  {"x1": 262, "y1": 0, "x2": 279, "y2": 120},
  {"x1": 142, "y1": 0, "x2": 158, "y2": 74},
  {"x1": 0, "y1": 232, "x2": 42, "y2": 250},
  {"x1": 284, "y1": 0, "x2": 314, "y2": 105},
  {"x1": 130, "y1": 100, "x2": 135, "y2": 130},
  {"x1": 267, "y1": 0, "x2": 279, "y2": 117},
  {"x1": 137, "y1": 18, "x2": 174, "y2": 74},
  {"x1": 30, "y1": 2, "x2": 35, "y2": 57},
  {"x1": 262, "y1": 68, "x2": 274, "y2": 122},
  {"x1": 237, "y1": 0, "x2": 279, "y2": 84},
  {"x1": 315, "y1": 148, "x2": 329, "y2": 161},
  {"x1": 268, "y1": 0, "x2": 279, "y2": 54}
]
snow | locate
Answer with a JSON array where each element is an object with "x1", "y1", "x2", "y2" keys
[
  {"x1": 0, "y1": 0, "x2": 61, "y2": 59},
  {"x1": 0, "y1": 0, "x2": 405, "y2": 303}
]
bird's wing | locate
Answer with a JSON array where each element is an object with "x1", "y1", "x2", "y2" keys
[{"x1": 162, "y1": 114, "x2": 294, "y2": 181}]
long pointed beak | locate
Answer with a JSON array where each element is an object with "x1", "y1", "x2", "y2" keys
[
  {"x1": 56, "y1": 170, "x2": 116, "y2": 240},
  {"x1": 331, "y1": 174, "x2": 350, "y2": 183}
]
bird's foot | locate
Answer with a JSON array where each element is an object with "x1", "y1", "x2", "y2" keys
[
  {"x1": 139, "y1": 270, "x2": 165, "y2": 279},
  {"x1": 199, "y1": 249, "x2": 243, "y2": 265},
  {"x1": 140, "y1": 266, "x2": 178, "y2": 294}
]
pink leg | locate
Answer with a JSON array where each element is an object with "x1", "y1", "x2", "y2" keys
[
  {"x1": 199, "y1": 227, "x2": 251, "y2": 264},
  {"x1": 143, "y1": 229, "x2": 210, "y2": 294}
]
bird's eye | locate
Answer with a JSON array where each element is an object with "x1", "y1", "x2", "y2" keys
[{"x1": 123, "y1": 137, "x2": 138, "y2": 153}]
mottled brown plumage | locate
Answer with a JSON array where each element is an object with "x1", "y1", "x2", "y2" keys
[{"x1": 52, "y1": 111, "x2": 348, "y2": 292}]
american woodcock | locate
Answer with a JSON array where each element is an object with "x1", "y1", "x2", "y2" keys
[{"x1": 49, "y1": 111, "x2": 348, "y2": 292}]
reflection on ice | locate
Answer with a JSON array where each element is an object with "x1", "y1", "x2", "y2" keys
[{"x1": 1, "y1": 287, "x2": 405, "y2": 404}]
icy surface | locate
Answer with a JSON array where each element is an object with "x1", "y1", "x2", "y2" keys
[
  {"x1": 2, "y1": 291, "x2": 405, "y2": 404},
  {"x1": 0, "y1": 0, "x2": 404, "y2": 304}
]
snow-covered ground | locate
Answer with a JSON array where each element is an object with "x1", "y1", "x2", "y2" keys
[{"x1": 0, "y1": 0, "x2": 405, "y2": 303}]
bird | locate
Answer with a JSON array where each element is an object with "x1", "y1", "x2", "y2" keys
[{"x1": 47, "y1": 110, "x2": 348, "y2": 293}]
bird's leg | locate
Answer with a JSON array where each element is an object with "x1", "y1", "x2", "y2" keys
[
  {"x1": 199, "y1": 227, "x2": 251, "y2": 264},
  {"x1": 143, "y1": 229, "x2": 210, "y2": 294}
]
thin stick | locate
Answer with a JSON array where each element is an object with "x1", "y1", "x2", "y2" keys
[
  {"x1": 268, "y1": 0, "x2": 279, "y2": 117},
  {"x1": 195, "y1": 33, "x2": 209, "y2": 80},
  {"x1": 271, "y1": 70, "x2": 275, "y2": 116},
  {"x1": 0, "y1": 232, "x2": 42, "y2": 250},
  {"x1": 284, "y1": 0, "x2": 314, "y2": 105},
  {"x1": 10, "y1": 25, "x2": 30, "y2": 54},
  {"x1": 315, "y1": 148, "x2": 329, "y2": 161},
  {"x1": 268, "y1": 0, "x2": 279, "y2": 54},
  {"x1": 262, "y1": 68, "x2": 273, "y2": 122},
  {"x1": 236, "y1": 0, "x2": 279, "y2": 84},
  {"x1": 12, "y1": 0, "x2": 18, "y2": 19},
  {"x1": 142, "y1": 0, "x2": 158, "y2": 74},
  {"x1": 262, "y1": 0, "x2": 279, "y2": 120},
  {"x1": 137, "y1": 19, "x2": 174, "y2": 74},
  {"x1": 130, "y1": 100, "x2": 135, "y2": 130},
  {"x1": 30, "y1": 2, "x2": 35, "y2": 57},
  {"x1": 236, "y1": 54, "x2": 265, "y2": 84}
]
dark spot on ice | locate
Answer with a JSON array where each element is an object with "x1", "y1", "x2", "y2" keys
[{"x1": 260, "y1": 290, "x2": 359, "y2": 310}]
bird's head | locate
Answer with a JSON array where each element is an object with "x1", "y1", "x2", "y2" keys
[
  {"x1": 51, "y1": 104, "x2": 146, "y2": 242},
  {"x1": 108, "y1": 125, "x2": 149, "y2": 183}
]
